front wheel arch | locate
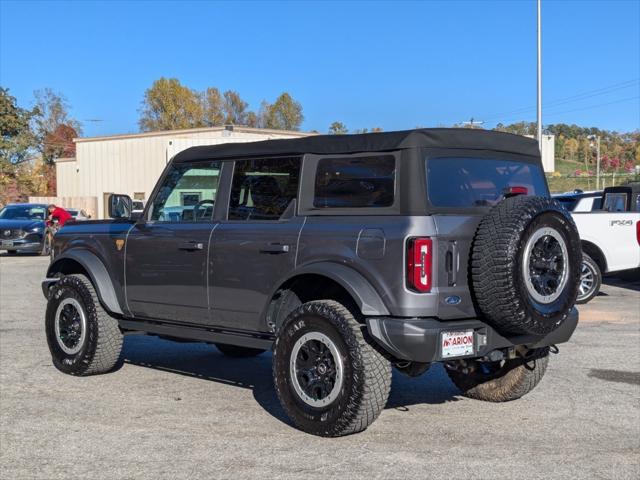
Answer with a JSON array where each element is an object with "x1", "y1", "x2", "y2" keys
[{"x1": 46, "y1": 251, "x2": 124, "y2": 316}]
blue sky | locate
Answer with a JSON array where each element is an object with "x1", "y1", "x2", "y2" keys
[{"x1": 1, "y1": 0, "x2": 638, "y2": 137}]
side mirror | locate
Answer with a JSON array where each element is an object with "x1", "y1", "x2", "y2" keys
[{"x1": 108, "y1": 194, "x2": 133, "y2": 220}]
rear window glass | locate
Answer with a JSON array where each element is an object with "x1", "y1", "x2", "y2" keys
[
  {"x1": 426, "y1": 157, "x2": 548, "y2": 208},
  {"x1": 314, "y1": 155, "x2": 395, "y2": 208},
  {"x1": 603, "y1": 193, "x2": 627, "y2": 212}
]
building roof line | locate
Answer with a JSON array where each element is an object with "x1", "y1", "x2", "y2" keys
[{"x1": 74, "y1": 125, "x2": 314, "y2": 143}]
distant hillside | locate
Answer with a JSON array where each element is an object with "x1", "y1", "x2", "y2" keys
[{"x1": 493, "y1": 122, "x2": 639, "y2": 175}]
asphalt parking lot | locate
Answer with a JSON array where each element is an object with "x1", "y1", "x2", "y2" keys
[{"x1": 1, "y1": 254, "x2": 638, "y2": 480}]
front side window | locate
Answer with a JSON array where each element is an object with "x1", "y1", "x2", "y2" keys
[
  {"x1": 228, "y1": 157, "x2": 300, "y2": 221},
  {"x1": 314, "y1": 155, "x2": 396, "y2": 208},
  {"x1": 150, "y1": 161, "x2": 221, "y2": 222},
  {"x1": 427, "y1": 157, "x2": 548, "y2": 208}
]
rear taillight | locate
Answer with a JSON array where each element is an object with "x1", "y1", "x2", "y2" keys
[
  {"x1": 503, "y1": 186, "x2": 528, "y2": 197},
  {"x1": 407, "y1": 237, "x2": 432, "y2": 293}
]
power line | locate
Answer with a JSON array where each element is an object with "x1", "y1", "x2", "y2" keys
[
  {"x1": 483, "y1": 78, "x2": 640, "y2": 123},
  {"x1": 542, "y1": 95, "x2": 640, "y2": 118}
]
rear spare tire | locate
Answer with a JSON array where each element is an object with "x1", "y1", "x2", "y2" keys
[{"x1": 471, "y1": 195, "x2": 580, "y2": 335}]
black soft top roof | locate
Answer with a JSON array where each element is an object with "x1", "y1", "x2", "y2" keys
[{"x1": 173, "y1": 128, "x2": 540, "y2": 163}]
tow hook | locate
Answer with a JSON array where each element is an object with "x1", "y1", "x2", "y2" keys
[{"x1": 549, "y1": 345, "x2": 560, "y2": 354}]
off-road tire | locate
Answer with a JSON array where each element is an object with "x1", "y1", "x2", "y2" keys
[
  {"x1": 471, "y1": 195, "x2": 581, "y2": 335},
  {"x1": 214, "y1": 343, "x2": 266, "y2": 357},
  {"x1": 273, "y1": 300, "x2": 392, "y2": 437},
  {"x1": 576, "y1": 253, "x2": 601, "y2": 304},
  {"x1": 45, "y1": 274, "x2": 123, "y2": 376},
  {"x1": 446, "y1": 348, "x2": 550, "y2": 402}
]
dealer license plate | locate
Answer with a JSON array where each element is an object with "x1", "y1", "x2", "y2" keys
[
  {"x1": 1, "y1": 240, "x2": 13, "y2": 248},
  {"x1": 441, "y1": 330, "x2": 474, "y2": 358}
]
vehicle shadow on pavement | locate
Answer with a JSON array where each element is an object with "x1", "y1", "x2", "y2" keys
[
  {"x1": 121, "y1": 335, "x2": 461, "y2": 426},
  {"x1": 604, "y1": 271, "x2": 640, "y2": 292}
]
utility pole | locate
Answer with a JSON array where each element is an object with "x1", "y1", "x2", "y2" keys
[
  {"x1": 462, "y1": 118, "x2": 484, "y2": 129},
  {"x1": 596, "y1": 135, "x2": 601, "y2": 190},
  {"x1": 537, "y1": 0, "x2": 542, "y2": 146},
  {"x1": 587, "y1": 134, "x2": 601, "y2": 190}
]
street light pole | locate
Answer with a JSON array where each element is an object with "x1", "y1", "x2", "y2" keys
[{"x1": 537, "y1": 0, "x2": 542, "y2": 146}]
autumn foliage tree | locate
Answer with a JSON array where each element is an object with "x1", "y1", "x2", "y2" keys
[{"x1": 138, "y1": 77, "x2": 304, "y2": 132}]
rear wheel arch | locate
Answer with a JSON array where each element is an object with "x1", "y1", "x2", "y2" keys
[
  {"x1": 580, "y1": 240, "x2": 607, "y2": 273},
  {"x1": 47, "y1": 251, "x2": 123, "y2": 316},
  {"x1": 264, "y1": 264, "x2": 390, "y2": 332}
]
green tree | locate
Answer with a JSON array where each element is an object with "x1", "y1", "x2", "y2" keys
[
  {"x1": 264, "y1": 92, "x2": 303, "y2": 131},
  {"x1": 0, "y1": 87, "x2": 38, "y2": 166},
  {"x1": 329, "y1": 121, "x2": 348, "y2": 135},
  {"x1": 222, "y1": 90, "x2": 248, "y2": 125},
  {"x1": 138, "y1": 77, "x2": 203, "y2": 132}
]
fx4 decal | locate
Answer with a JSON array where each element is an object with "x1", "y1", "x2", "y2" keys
[{"x1": 610, "y1": 220, "x2": 633, "y2": 227}]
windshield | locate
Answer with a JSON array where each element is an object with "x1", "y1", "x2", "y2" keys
[
  {"x1": 426, "y1": 157, "x2": 548, "y2": 208},
  {"x1": 0, "y1": 205, "x2": 46, "y2": 220}
]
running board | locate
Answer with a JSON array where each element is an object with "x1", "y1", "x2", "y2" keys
[{"x1": 118, "y1": 319, "x2": 274, "y2": 351}]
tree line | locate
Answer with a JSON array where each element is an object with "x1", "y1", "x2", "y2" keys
[
  {"x1": 2, "y1": 79, "x2": 639, "y2": 206},
  {"x1": 1, "y1": 88, "x2": 81, "y2": 205},
  {"x1": 138, "y1": 77, "x2": 303, "y2": 132},
  {"x1": 494, "y1": 121, "x2": 640, "y2": 174}
]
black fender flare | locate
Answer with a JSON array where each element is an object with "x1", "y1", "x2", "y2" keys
[
  {"x1": 271, "y1": 262, "x2": 390, "y2": 316},
  {"x1": 44, "y1": 249, "x2": 123, "y2": 315}
]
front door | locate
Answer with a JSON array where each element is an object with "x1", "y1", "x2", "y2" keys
[
  {"x1": 211, "y1": 157, "x2": 302, "y2": 332},
  {"x1": 125, "y1": 160, "x2": 222, "y2": 325}
]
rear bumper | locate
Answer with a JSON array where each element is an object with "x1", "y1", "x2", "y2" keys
[{"x1": 366, "y1": 308, "x2": 579, "y2": 363}]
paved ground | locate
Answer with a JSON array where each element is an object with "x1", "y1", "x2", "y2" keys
[{"x1": 1, "y1": 254, "x2": 638, "y2": 480}]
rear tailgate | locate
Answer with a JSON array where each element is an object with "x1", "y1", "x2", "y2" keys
[{"x1": 432, "y1": 214, "x2": 483, "y2": 319}]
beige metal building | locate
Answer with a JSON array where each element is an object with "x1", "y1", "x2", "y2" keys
[{"x1": 55, "y1": 126, "x2": 312, "y2": 218}]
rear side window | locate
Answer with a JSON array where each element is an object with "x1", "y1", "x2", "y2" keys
[
  {"x1": 603, "y1": 192, "x2": 627, "y2": 212},
  {"x1": 426, "y1": 157, "x2": 548, "y2": 208},
  {"x1": 228, "y1": 157, "x2": 300, "y2": 221},
  {"x1": 314, "y1": 155, "x2": 395, "y2": 208}
]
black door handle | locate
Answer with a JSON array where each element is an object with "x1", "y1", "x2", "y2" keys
[
  {"x1": 178, "y1": 241, "x2": 204, "y2": 251},
  {"x1": 259, "y1": 243, "x2": 290, "y2": 254}
]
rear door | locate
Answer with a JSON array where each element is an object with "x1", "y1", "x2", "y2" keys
[
  {"x1": 211, "y1": 157, "x2": 302, "y2": 332},
  {"x1": 426, "y1": 155, "x2": 549, "y2": 318},
  {"x1": 125, "y1": 160, "x2": 221, "y2": 324}
]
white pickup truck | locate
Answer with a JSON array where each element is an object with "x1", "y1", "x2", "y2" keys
[{"x1": 571, "y1": 183, "x2": 640, "y2": 303}]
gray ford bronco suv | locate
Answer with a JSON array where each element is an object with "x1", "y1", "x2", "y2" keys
[{"x1": 43, "y1": 128, "x2": 580, "y2": 436}]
